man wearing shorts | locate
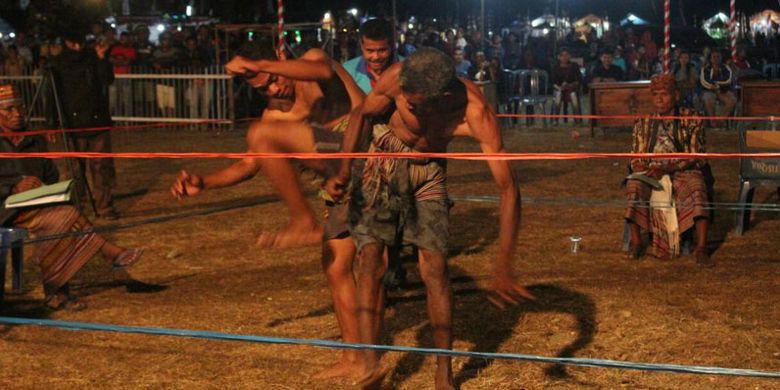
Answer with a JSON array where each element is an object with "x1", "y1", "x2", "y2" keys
[{"x1": 325, "y1": 48, "x2": 535, "y2": 389}]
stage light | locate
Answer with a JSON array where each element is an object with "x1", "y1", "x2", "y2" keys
[{"x1": 156, "y1": 24, "x2": 165, "y2": 33}]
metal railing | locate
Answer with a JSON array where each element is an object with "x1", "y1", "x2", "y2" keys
[{"x1": 0, "y1": 65, "x2": 235, "y2": 130}]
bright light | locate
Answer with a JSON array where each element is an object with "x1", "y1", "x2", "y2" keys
[
  {"x1": 349, "y1": 8, "x2": 358, "y2": 17},
  {"x1": 111, "y1": 23, "x2": 116, "y2": 28},
  {"x1": 628, "y1": 14, "x2": 638, "y2": 22},
  {"x1": 9, "y1": 32, "x2": 15, "y2": 39},
  {"x1": 156, "y1": 24, "x2": 165, "y2": 32},
  {"x1": 177, "y1": 26, "x2": 182, "y2": 32},
  {"x1": 604, "y1": 21, "x2": 610, "y2": 31},
  {"x1": 0, "y1": 33, "x2": 4, "y2": 38},
  {"x1": 716, "y1": 12, "x2": 727, "y2": 20},
  {"x1": 408, "y1": 23, "x2": 414, "y2": 30},
  {"x1": 542, "y1": 28, "x2": 549, "y2": 35},
  {"x1": 323, "y1": 12, "x2": 332, "y2": 21},
  {"x1": 186, "y1": 5, "x2": 193, "y2": 17}
]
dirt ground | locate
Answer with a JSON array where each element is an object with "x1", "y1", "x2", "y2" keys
[{"x1": 1, "y1": 122, "x2": 779, "y2": 389}]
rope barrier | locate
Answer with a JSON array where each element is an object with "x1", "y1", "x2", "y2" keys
[
  {"x1": 0, "y1": 151, "x2": 779, "y2": 160},
  {"x1": 2, "y1": 192, "x2": 777, "y2": 251},
  {"x1": 4, "y1": 112, "x2": 777, "y2": 139},
  {"x1": 0, "y1": 316, "x2": 777, "y2": 378}
]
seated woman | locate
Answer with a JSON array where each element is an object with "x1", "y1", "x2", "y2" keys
[{"x1": 0, "y1": 84, "x2": 143, "y2": 311}]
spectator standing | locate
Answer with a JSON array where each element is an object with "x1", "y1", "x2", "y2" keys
[
  {"x1": 152, "y1": 33, "x2": 182, "y2": 117},
  {"x1": 453, "y1": 48, "x2": 472, "y2": 78},
  {"x1": 183, "y1": 36, "x2": 212, "y2": 119},
  {"x1": 51, "y1": 31, "x2": 118, "y2": 219},
  {"x1": 108, "y1": 32, "x2": 136, "y2": 115}
]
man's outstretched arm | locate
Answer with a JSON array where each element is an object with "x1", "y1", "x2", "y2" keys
[
  {"x1": 225, "y1": 49, "x2": 333, "y2": 81},
  {"x1": 463, "y1": 79, "x2": 535, "y2": 308}
]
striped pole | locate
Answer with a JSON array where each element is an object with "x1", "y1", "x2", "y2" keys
[
  {"x1": 664, "y1": 0, "x2": 671, "y2": 73},
  {"x1": 730, "y1": 0, "x2": 737, "y2": 63},
  {"x1": 277, "y1": 0, "x2": 285, "y2": 59}
]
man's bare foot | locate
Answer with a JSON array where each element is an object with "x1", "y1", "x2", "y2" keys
[
  {"x1": 356, "y1": 365, "x2": 390, "y2": 390},
  {"x1": 311, "y1": 359, "x2": 362, "y2": 379},
  {"x1": 256, "y1": 223, "x2": 323, "y2": 249}
]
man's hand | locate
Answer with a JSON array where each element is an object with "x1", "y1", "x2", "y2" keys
[
  {"x1": 488, "y1": 267, "x2": 536, "y2": 310},
  {"x1": 12, "y1": 176, "x2": 43, "y2": 194},
  {"x1": 322, "y1": 175, "x2": 349, "y2": 201},
  {"x1": 224, "y1": 56, "x2": 260, "y2": 78},
  {"x1": 171, "y1": 170, "x2": 204, "y2": 200},
  {"x1": 95, "y1": 41, "x2": 110, "y2": 60}
]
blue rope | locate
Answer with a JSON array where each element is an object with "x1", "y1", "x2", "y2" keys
[{"x1": 1, "y1": 316, "x2": 778, "y2": 379}]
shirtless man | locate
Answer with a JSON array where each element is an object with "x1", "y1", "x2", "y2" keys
[
  {"x1": 170, "y1": 42, "x2": 367, "y2": 378},
  {"x1": 325, "y1": 48, "x2": 535, "y2": 389}
]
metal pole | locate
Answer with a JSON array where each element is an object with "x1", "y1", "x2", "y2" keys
[
  {"x1": 481, "y1": 0, "x2": 485, "y2": 46},
  {"x1": 392, "y1": 0, "x2": 397, "y2": 50},
  {"x1": 554, "y1": 0, "x2": 559, "y2": 57}
]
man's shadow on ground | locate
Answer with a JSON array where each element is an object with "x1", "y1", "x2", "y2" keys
[{"x1": 385, "y1": 278, "x2": 596, "y2": 388}]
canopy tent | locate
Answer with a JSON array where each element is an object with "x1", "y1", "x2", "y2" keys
[
  {"x1": 749, "y1": 9, "x2": 780, "y2": 35},
  {"x1": 620, "y1": 13, "x2": 650, "y2": 27},
  {"x1": 574, "y1": 14, "x2": 609, "y2": 38},
  {"x1": 530, "y1": 14, "x2": 570, "y2": 39},
  {"x1": 0, "y1": 16, "x2": 15, "y2": 38},
  {"x1": 702, "y1": 12, "x2": 730, "y2": 39}
]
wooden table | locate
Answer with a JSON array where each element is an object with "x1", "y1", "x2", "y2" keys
[
  {"x1": 589, "y1": 81, "x2": 652, "y2": 136},
  {"x1": 740, "y1": 80, "x2": 780, "y2": 117}
]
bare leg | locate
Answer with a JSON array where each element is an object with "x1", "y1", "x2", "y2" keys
[
  {"x1": 355, "y1": 242, "x2": 389, "y2": 389},
  {"x1": 313, "y1": 237, "x2": 362, "y2": 379},
  {"x1": 249, "y1": 120, "x2": 329, "y2": 248},
  {"x1": 418, "y1": 249, "x2": 454, "y2": 390},
  {"x1": 693, "y1": 218, "x2": 714, "y2": 266}
]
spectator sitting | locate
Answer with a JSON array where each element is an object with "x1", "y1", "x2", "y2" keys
[
  {"x1": 0, "y1": 84, "x2": 144, "y2": 311},
  {"x1": 672, "y1": 50, "x2": 698, "y2": 107},
  {"x1": 551, "y1": 47, "x2": 583, "y2": 124},
  {"x1": 624, "y1": 75, "x2": 713, "y2": 266},
  {"x1": 590, "y1": 49, "x2": 624, "y2": 85},
  {"x1": 699, "y1": 50, "x2": 736, "y2": 128}
]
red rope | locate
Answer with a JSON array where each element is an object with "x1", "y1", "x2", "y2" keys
[
  {"x1": 0, "y1": 151, "x2": 777, "y2": 160},
  {"x1": 6, "y1": 113, "x2": 778, "y2": 139}
]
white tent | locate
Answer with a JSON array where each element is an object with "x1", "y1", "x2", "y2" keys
[
  {"x1": 620, "y1": 13, "x2": 650, "y2": 27},
  {"x1": 703, "y1": 12, "x2": 730, "y2": 39},
  {"x1": 0, "y1": 17, "x2": 14, "y2": 38}
]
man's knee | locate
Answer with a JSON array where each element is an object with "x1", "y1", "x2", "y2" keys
[
  {"x1": 701, "y1": 92, "x2": 716, "y2": 106},
  {"x1": 357, "y1": 243, "x2": 386, "y2": 279},
  {"x1": 418, "y1": 249, "x2": 448, "y2": 284}
]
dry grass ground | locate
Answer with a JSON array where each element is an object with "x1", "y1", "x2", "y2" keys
[{"x1": 1, "y1": 123, "x2": 778, "y2": 389}]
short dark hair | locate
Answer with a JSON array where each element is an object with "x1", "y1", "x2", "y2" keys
[
  {"x1": 557, "y1": 47, "x2": 570, "y2": 55},
  {"x1": 400, "y1": 48, "x2": 454, "y2": 100},
  {"x1": 238, "y1": 37, "x2": 277, "y2": 61},
  {"x1": 360, "y1": 18, "x2": 393, "y2": 43}
]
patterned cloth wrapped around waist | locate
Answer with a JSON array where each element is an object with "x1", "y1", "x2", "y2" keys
[{"x1": 360, "y1": 124, "x2": 447, "y2": 209}]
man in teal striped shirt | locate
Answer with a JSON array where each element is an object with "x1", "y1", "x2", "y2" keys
[{"x1": 343, "y1": 18, "x2": 400, "y2": 94}]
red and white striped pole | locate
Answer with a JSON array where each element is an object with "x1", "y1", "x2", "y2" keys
[
  {"x1": 664, "y1": 0, "x2": 671, "y2": 73},
  {"x1": 277, "y1": 0, "x2": 285, "y2": 59},
  {"x1": 730, "y1": 0, "x2": 737, "y2": 63}
]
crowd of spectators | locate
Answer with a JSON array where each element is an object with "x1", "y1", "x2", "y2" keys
[{"x1": 2, "y1": 15, "x2": 780, "y2": 125}]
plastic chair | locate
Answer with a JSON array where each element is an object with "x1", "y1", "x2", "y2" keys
[
  {"x1": 517, "y1": 69, "x2": 549, "y2": 127},
  {"x1": 762, "y1": 63, "x2": 778, "y2": 80},
  {"x1": 735, "y1": 121, "x2": 780, "y2": 235},
  {"x1": 0, "y1": 228, "x2": 27, "y2": 303},
  {"x1": 502, "y1": 69, "x2": 530, "y2": 127}
]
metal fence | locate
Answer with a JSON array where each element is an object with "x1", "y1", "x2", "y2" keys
[{"x1": 0, "y1": 65, "x2": 235, "y2": 130}]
